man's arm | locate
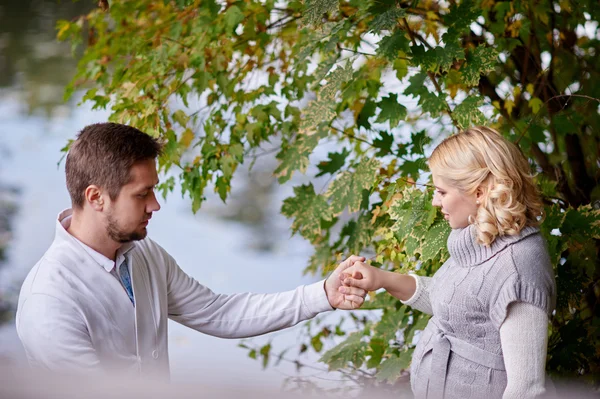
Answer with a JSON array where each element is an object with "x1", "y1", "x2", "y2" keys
[
  {"x1": 165, "y1": 255, "x2": 366, "y2": 339},
  {"x1": 17, "y1": 294, "x2": 101, "y2": 373}
]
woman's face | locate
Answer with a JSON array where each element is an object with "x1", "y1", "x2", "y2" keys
[{"x1": 431, "y1": 173, "x2": 480, "y2": 229}]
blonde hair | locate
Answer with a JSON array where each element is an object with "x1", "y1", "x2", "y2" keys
[{"x1": 429, "y1": 126, "x2": 544, "y2": 246}]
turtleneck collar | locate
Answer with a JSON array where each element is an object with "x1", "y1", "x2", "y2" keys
[{"x1": 447, "y1": 223, "x2": 540, "y2": 267}]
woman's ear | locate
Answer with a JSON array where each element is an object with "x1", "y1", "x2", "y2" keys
[{"x1": 476, "y1": 186, "x2": 485, "y2": 202}]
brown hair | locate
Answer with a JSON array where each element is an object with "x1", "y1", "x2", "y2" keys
[
  {"x1": 429, "y1": 126, "x2": 544, "y2": 246},
  {"x1": 66, "y1": 123, "x2": 163, "y2": 208}
]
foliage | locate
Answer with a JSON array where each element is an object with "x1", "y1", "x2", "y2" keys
[{"x1": 59, "y1": 0, "x2": 600, "y2": 387}]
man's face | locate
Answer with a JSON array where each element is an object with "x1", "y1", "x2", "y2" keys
[{"x1": 104, "y1": 158, "x2": 161, "y2": 243}]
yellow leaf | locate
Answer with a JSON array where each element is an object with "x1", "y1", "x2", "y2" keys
[
  {"x1": 57, "y1": 22, "x2": 71, "y2": 40},
  {"x1": 504, "y1": 99, "x2": 515, "y2": 115},
  {"x1": 179, "y1": 128, "x2": 195, "y2": 148},
  {"x1": 526, "y1": 83, "x2": 535, "y2": 95},
  {"x1": 371, "y1": 205, "x2": 382, "y2": 224},
  {"x1": 529, "y1": 97, "x2": 543, "y2": 114},
  {"x1": 513, "y1": 86, "x2": 522, "y2": 98}
]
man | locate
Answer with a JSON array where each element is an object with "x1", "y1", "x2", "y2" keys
[{"x1": 16, "y1": 123, "x2": 366, "y2": 378}]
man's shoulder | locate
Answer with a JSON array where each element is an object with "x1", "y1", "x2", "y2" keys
[{"x1": 131, "y1": 236, "x2": 172, "y2": 259}]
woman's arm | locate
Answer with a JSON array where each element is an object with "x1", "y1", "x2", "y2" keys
[
  {"x1": 340, "y1": 262, "x2": 433, "y2": 314},
  {"x1": 500, "y1": 302, "x2": 549, "y2": 399}
]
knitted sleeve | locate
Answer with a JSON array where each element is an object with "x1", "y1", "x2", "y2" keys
[
  {"x1": 401, "y1": 274, "x2": 433, "y2": 315},
  {"x1": 489, "y1": 234, "x2": 556, "y2": 330},
  {"x1": 500, "y1": 302, "x2": 549, "y2": 399}
]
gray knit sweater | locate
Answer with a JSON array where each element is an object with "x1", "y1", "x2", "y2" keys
[{"x1": 405, "y1": 224, "x2": 556, "y2": 399}]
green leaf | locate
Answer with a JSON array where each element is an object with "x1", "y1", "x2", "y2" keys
[
  {"x1": 460, "y1": 46, "x2": 498, "y2": 86},
  {"x1": 357, "y1": 99, "x2": 377, "y2": 129},
  {"x1": 260, "y1": 343, "x2": 271, "y2": 369},
  {"x1": 453, "y1": 96, "x2": 486, "y2": 129},
  {"x1": 393, "y1": 58, "x2": 409, "y2": 80},
  {"x1": 376, "y1": 30, "x2": 410, "y2": 61},
  {"x1": 366, "y1": 337, "x2": 387, "y2": 368},
  {"x1": 319, "y1": 63, "x2": 353, "y2": 100},
  {"x1": 375, "y1": 352, "x2": 412, "y2": 383},
  {"x1": 410, "y1": 130, "x2": 431, "y2": 156},
  {"x1": 172, "y1": 110, "x2": 189, "y2": 127},
  {"x1": 404, "y1": 312, "x2": 430, "y2": 344},
  {"x1": 224, "y1": 5, "x2": 244, "y2": 34},
  {"x1": 404, "y1": 72, "x2": 427, "y2": 98},
  {"x1": 375, "y1": 306, "x2": 406, "y2": 341},
  {"x1": 319, "y1": 332, "x2": 367, "y2": 370},
  {"x1": 376, "y1": 94, "x2": 408, "y2": 128},
  {"x1": 299, "y1": 99, "x2": 336, "y2": 134},
  {"x1": 389, "y1": 187, "x2": 434, "y2": 243},
  {"x1": 419, "y1": 91, "x2": 447, "y2": 117},
  {"x1": 311, "y1": 335, "x2": 324, "y2": 352},
  {"x1": 302, "y1": 0, "x2": 338, "y2": 26},
  {"x1": 281, "y1": 183, "x2": 333, "y2": 241},
  {"x1": 275, "y1": 129, "x2": 327, "y2": 183},
  {"x1": 420, "y1": 220, "x2": 451, "y2": 262},
  {"x1": 345, "y1": 214, "x2": 375, "y2": 253},
  {"x1": 529, "y1": 97, "x2": 544, "y2": 114},
  {"x1": 539, "y1": 204, "x2": 567, "y2": 266},
  {"x1": 368, "y1": 8, "x2": 405, "y2": 34},
  {"x1": 316, "y1": 148, "x2": 350, "y2": 177},
  {"x1": 444, "y1": 0, "x2": 480, "y2": 41},
  {"x1": 411, "y1": 43, "x2": 464, "y2": 73},
  {"x1": 327, "y1": 158, "x2": 380, "y2": 214},
  {"x1": 373, "y1": 131, "x2": 394, "y2": 157}
]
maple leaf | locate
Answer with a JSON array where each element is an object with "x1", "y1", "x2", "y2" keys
[
  {"x1": 368, "y1": 8, "x2": 405, "y2": 34},
  {"x1": 281, "y1": 183, "x2": 332, "y2": 240},
  {"x1": 327, "y1": 158, "x2": 379, "y2": 214},
  {"x1": 375, "y1": 93, "x2": 408, "y2": 128},
  {"x1": 302, "y1": 0, "x2": 338, "y2": 26},
  {"x1": 460, "y1": 46, "x2": 498, "y2": 86},
  {"x1": 453, "y1": 96, "x2": 486, "y2": 129}
]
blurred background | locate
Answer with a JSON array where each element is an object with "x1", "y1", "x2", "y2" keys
[{"x1": 0, "y1": 0, "x2": 355, "y2": 390}]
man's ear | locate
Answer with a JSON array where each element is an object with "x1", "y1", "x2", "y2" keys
[{"x1": 85, "y1": 185, "x2": 104, "y2": 211}]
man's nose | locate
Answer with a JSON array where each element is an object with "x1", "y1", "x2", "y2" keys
[{"x1": 148, "y1": 192, "x2": 161, "y2": 212}]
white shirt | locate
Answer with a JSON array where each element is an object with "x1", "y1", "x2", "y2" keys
[{"x1": 16, "y1": 209, "x2": 333, "y2": 378}]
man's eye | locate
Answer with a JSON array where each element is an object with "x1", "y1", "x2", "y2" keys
[{"x1": 138, "y1": 192, "x2": 148, "y2": 198}]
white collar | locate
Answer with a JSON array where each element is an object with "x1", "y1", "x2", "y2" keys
[{"x1": 56, "y1": 208, "x2": 135, "y2": 272}]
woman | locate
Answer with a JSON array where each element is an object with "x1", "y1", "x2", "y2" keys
[{"x1": 340, "y1": 126, "x2": 556, "y2": 398}]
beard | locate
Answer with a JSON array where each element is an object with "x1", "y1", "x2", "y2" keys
[{"x1": 106, "y1": 211, "x2": 148, "y2": 243}]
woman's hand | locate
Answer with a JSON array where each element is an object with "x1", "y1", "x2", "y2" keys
[{"x1": 338, "y1": 261, "x2": 385, "y2": 293}]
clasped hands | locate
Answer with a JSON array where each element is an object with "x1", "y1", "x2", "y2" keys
[{"x1": 324, "y1": 255, "x2": 384, "y2": 310}]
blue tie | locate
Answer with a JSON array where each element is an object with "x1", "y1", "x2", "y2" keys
[{"x1": 119, "y1": 258, "x2": 135, "y2": 306}]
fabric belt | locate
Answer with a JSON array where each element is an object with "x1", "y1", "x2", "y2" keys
[{"x1": 427, "y1": 319, "x2": 505, "y2": 398}]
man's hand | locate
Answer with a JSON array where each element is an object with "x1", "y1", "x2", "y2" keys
[
  {"x1": 339, "y1": 261, "x2": 385, "y2": 292},
  {"x1": 324, "y1": 255, "x2": 367, "y2": 310}
]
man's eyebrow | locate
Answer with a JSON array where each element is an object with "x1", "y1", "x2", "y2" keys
[{"x1": 142, "y1": 180, "x2": 160, "y2": 190}]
